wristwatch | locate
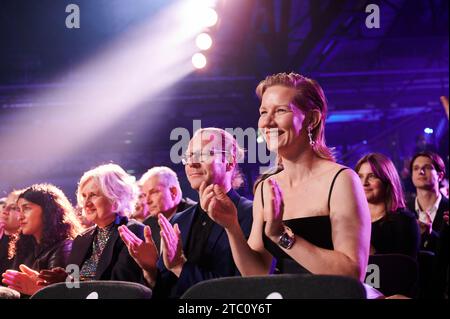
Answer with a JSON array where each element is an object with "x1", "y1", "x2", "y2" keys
[{"x1": 278, "y1": 226, "x2": 295, "y2": 249}]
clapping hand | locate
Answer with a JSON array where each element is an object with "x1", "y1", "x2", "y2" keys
[
  {"x1": 37, "y1": 267, "x2": 69, "y2": 286},
  {"x1": 264, "y1": 179, "x2": 285, "y2": 240},
  {"x1": 199, "y1": 182, "x2": 238, "y2": 230},
  {"x1": 158, "y1": 214, "x2": 186, "y2": 277},
  {"x1": 418, "y1": 211, "x2": 433, "y2": 236},
  {"x1": 2, "y1": 264, "x2": 41, "y2": 296},
  {"x1": 118, "y1": 225, "x2": 159, "y2": 274}
]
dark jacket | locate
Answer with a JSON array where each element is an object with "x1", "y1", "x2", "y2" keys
[
  {"x1": 153, "y1": 190, "x2": 253, "y2": 298},
  {"x1": 407, "y1": 194, "x2": 449, "y2": 252},
  {"x1": 11, "y1": 238, "x2": 72, "y2": 272},
  {"x1": 407, "y1": 194, "x2": 449, "y2": 232},
  {"x1": 67, "y1": 215, "x2": 145, "y2": 284}
]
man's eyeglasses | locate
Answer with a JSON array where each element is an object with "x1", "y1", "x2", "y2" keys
[{"x1": 181, "y1": 149, "x2": 230, "y2": 165}]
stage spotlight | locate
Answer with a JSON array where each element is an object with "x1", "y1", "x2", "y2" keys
[
  {"x1": 192, "y1": 53, "x2": 207, "y2": 69},
  {"x1": 196, "y1": 33, "x2": 212, "y2": 50},
  {"x1": 424, "y1": 127, "x2": 434, "y2": 134},
  {"x1": 199, "y1": 7, "x2": 218, "y2": 28},
  {"x1": 199, "y1": 0, "x2": 218, "y2": 7}
]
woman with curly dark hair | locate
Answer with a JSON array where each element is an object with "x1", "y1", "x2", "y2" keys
[{"x1": 2, "y1": 183, "x2": 83, "y2": 295}]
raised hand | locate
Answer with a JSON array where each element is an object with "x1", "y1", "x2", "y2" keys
[
  {"x1": 158, "y1": 214, "x2": 186, "y2": 277},
  {"x1": 264, "y1": 178, "x2": 285, "y2": 240},
  {"x1": 118, "y1": 225, "x2": 159, "y2": 274},
  {"x1": 205, "y1": 184, "x2": 239, "y2": 230},
  {"x1": 199, "y1": 181, "x2": 214, "y2": 212},
  {"x1": 418, "y1": 211, "x2": 433, "y2": 236},
  {"x1": 2, "y1": 264, "x2": 41, "y2": 296}
]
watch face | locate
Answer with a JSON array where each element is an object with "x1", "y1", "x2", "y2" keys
[{"x1": 279, "y1": 232, "x2": 295, "y2": 249}]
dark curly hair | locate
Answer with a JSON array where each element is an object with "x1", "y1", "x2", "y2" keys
[{"x1": 8, "y1": 184, "x2": 84, "y2": 260}]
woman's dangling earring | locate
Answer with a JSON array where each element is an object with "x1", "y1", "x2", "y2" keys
[{"x1": 308, "y1": 125, "x2": 315, "y2": 146}]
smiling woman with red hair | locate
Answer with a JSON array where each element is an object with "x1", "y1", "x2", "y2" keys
[{"x1": 203, "y1": 72, "x2": 371, "y2": 282}]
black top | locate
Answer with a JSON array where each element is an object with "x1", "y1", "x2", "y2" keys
[
  {"x1": 371, "y1": 209, "x2": 420, "y2": 259},
  {"x1": 263, "y1": 216, "x2": 333, "y2": 274},
  {"x1": 259, "y1": 167, "x2": 348, "y2": 274}
]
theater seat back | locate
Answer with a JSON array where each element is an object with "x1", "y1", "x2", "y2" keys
[
  {"x1": 181, "y1": 274, "x2": 366, "y2": 299},
  {"x1": 30, "y1": 280, "x2": 152, "y2": 299}
]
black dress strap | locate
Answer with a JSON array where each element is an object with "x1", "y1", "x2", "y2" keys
[
  {"x1": 327, "y1": 167, "x2": 349, "y2": 211},
  {"x1": 257, "y1": 166, "x2": 349, "y2": 210}
]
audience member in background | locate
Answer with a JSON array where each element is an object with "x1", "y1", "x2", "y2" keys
[
  {"x1": 1, "y1": 184, "x2": 83, "y2": 296},
  {"x1": 119, "y1": 128, "x2": 253, "y2": 298},
  {"x1": 407, "y1": 151, "x2": 449, "y2": 252},
  {"x1": 355, "y1": 153, "x2": 420, "y2": 259},
  {"x1": 0, "y1": 192, "x2": 22, "y2": 276},
  {"x1": 131, "y1": 185, "x2": 151, "y2": 223},
  {"x1": 34, "y1": 164, "x2": 147, "y2": 290},
  {"x1": 201, "y1": 73, "x2": 370, "y2": 287},
  {"x1": 407, "y1": 151, "x2": 449, "y2": 299},
  {"x1": 137, "y1": 166, "x2": 195, "y2": 250}
]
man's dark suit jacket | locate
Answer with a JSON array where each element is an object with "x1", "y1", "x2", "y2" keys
[
  {"x1": 152, "y1": 189, "x2": 253, "y2": 298},
  {"x1": 408, "y1": 194, "x2": 449, "y2": 298},
  {"x1": 67, "y1": 215, "x2": 145, "y2": 284},
  {"x1": 407, "y1": 194, "x2": 449, "y2": 251}
]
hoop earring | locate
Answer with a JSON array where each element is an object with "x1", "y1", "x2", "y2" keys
[{"x1": 308, "y1": 126, "x2": 315, "y2": 146}]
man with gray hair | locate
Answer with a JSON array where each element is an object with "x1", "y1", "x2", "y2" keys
[{"x1": 138, "y1": 166, "x2": 195, "y2": 251}]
